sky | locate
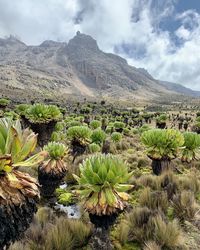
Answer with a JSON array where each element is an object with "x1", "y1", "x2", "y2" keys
[{"x1": 0, "y1": 0, "x2": 199, "y2": 90}]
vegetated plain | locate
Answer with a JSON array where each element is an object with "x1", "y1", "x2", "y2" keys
[{"x1": 1, "y1": 96, "x2": 200, "y2": 250}]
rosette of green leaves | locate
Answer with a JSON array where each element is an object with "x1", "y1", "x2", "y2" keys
[
  {"x1": 90, "y1": 120, "x2": 101, "y2": 130},
  {"x1": 156, "y1": 114, "x2": 167, "y2": 124},
  {"x1": 113, "y1": 121, "x2": 125, "y2": 130},
  {"x1": 111, "y1": 132, "x2": 122, "y2": 142},
  {"x1": 0, "y1": 118, "x2": 47, "y2": 182},
  {"x1": 44, "y1": 142, "x2": 68, "y2": 160},
  {"x1": 182, "y1": 132, "x2": 200, "y2": 162},
  {"x1": 67, "y1": 126, "x2": 92, "y2": 145},
  {"x1": 141, "y1": 129, "x2": 184, "y2": 160},
  {"x1": 89, "y1": 143, "x2": 101, "y2": 153},
  {"x1": 0, "y1": 98, "x2": 10, "y2": 107},
  {"x1": 91, "y1": 129, "x2": 106, "y2": 145},
  {"x1": 73, "y1": 154, "x2": 133, "y2": 215},
  {"x1": 25, "y1": 103, "x2": 62, "y2": 123},
  {"x1": 15, "y1": 104, "x2": 30, "y2": 116}
]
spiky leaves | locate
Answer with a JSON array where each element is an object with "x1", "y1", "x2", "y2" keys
[
  {"x1": 25, "y1": 103, "x2": 62, "y2": 123},
  {"x1": 156, "y1": 114, "x2": 167, "y2": 129},
  {"x1": 73, "y1": 154, "x2": 133, "y2": 216},
  {"x1": 181, "y1": 132, "x2": 200, "y2": 162},
  {"x1": 41, "y1": 142, "x2": 68, "y2": 175},
  {"x1": 67, "y1": 126, "x2": 92, "y2": 146},
  {"x1": 0, "y1": 118, "x2": 47, "y2": 180},
  {"x1": 91, "y1": 129, "x2": 106, "y2": 145},
  {"x1": 39, "y1": 142, "x2": 69, "y2": 197},
  {"x1": 111, "y1": 132, "x2": 122, "y2": 143},
  {"x1": 0, "y1": 118, "x2": 47, "y2": 248},
  {"x1": 141, "y1": 129, "x2": 184, "y2": 161},
  {"x1": 0, "y1": 98, "x2": 10, "y2": 107},
  {"x1": 44, "y1": 142, "x2": 68, "y2": 160}
]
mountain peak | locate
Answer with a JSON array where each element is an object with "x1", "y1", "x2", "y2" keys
[
  {"x1": 0, "y1": 32, "x2": 198, "y2": 101},
  {"x1": 68, "y1": 31, "x2": 99, "y2": 52},
  {"x1": 39, "y1": 40, "x2": 65, "y2": 48},
  {"x1": 0, "y1": 35, "x2": 26, "y2": 47}
]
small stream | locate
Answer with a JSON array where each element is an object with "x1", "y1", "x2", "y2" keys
[
  {"x1": 53, "y1": 182, "x2": 81, "y2": 219},
  {"x1": 54, "y1": 203, "x2": 81, "y2": 218}
]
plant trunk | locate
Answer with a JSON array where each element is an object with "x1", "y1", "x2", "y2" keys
[
  {"x1": 102, "y1": 140, "x2": 111, "y2": 154},
  {"x1": 71, "y1": 140, "x2": 87, "y2": 162},
  {"x1": 89, "y1": 213, "x2": 117, "y2": 250},
  {"x1": 151, "y1": 159, "x2": 171, "y2": 175},
  {"x1": 21, "y1": 119, "x2": 57, "y2": 147},
  {"x1": 0, "y1": 172, "x2": 39, "y2": 249},
  {"x1": 115, "y1": 128, "x2": 123, "y2": 133},
  {"x1": 156, "y1": 122, "x2": 166, "y2": 129},
  {"x1": 38, "y1": 167, "x2": 66, "y2": 197}
]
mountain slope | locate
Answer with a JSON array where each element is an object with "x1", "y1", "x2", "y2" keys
[
  {"x1": 0, "y1": 33, "x2": 198, "y2": 101},
  {"x1": 159, "y1": 81, "x2": 200, "y2": 97}
]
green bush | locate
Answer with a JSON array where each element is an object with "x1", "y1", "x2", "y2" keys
[
  {"x1": 139, "y1": 125, "x2": 151, "y2": 134},
  {"x1": 67, "y1": 126, "x2": 92, "y2": 145},
  {"x1": 181, "y1": 132, "x2": 200, "y2": 162},
  {"x1": 91, "y1": 128, "x2": 106, "y2": 145},
  {"x1": 0, "y1": 98, "x2": 10, "y2": 107},
  {"x1": 111, "y1": 132, "x2": 122, "y2": 142},
  {"x1": 156, "y1": 114, "x2": 167, "y2": 124},
  {"x1": 15, "y1": 104, "x2": 30, "y2": 115},
  {"x1": 141, "y1": 129, "x2": 184, "y2": 160},
  {"x1": 25, "y1": 103, "x2": 62, "y2": 123},
  {"x1": 90, "y1": 120, "x2": 101, "y2": 129},
  {"x1": 123, "y1": 127, "x2": 131, "y2": 136},
  {"x1": 73, "y1": 154, "x2": 133, "y2": 216},
  {"x1": 89, "y1": 143, "x2": 101, "y2": 153},
  {"x1": 44, "y1": 142, "x2": 68, "y2": 160},
  {"x1": 114, "y1": 121, "x2": 125, "y2": 130},
  {"x1": 67, "y1": 120, "x2": 82, "y2": 128}
]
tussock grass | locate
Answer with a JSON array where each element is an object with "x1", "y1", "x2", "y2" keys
[
  {"x1": 139, "y1": 188, "x2": 169, "y2": 213},
  {"x1": 153, "y1": 215, "x2": 183, "y2": 249},
  {"x1": 172, "y1": 190, "x2": 199, "y2": 222},
  {"x1": 143, "y1": 241, "x2": 161, "y2": 250}
]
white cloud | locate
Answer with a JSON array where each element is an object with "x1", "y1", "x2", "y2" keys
[
  {"x1": 0, "y1": 0, "x2": 79, "y2": 44},
  {"x1": 0, "y1": 0, "x2": 199, "y2": 90}
]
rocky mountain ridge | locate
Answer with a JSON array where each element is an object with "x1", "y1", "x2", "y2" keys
[{"x1": 0, "y1": 32, "x2": 198, "y2": 102}]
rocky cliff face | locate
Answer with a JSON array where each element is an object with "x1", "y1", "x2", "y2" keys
[{"x1": 0, "y1": 33, "x2": 196, "y2": 101}]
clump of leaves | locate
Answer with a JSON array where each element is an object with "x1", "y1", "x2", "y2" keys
[
  {"x1": 57, "y1": 192, "x2": 73, "y2": 206},
  {"x1": 111, "y1": 132, "x2": 122, "y2": 143},
  {"x1": 123, "y1": 127, "x2": 131, "y2": 136},
  {"x1": 25, "y1": 103, "x2": 62, "y2": 123},
  {"x1": 141, "y1": 129, "x2": 184, "y2": 160},
  {"x1": 156, "y1": 114, "x2": 167, "y2": 124},
  {"x1": 114, "y1": 121, "x2": 125, "y2": 130},
  {"x1": 0, "y1": 98, "x2": 10, "y2": 107},
  {"x1": 91, "y1": 128, "x2": 106, "y2": 145},
  {"x1": 67, "y1": 126, "x2": 92, "y2": 146},
  {"x1": 0, "y1": 118, "x2": 47, "y2": 198},
  {"x1": 89, "y1": 143, "x2": 101, "y2": 153},
  {"x1": 139, "y1": 188, "x2": 169, "y2": 213},
  {"x1": 67, "y1": 120, "x2": 82, "y2": 128},
  {"x1": 138, "y1": 125, "x2": 151, "y2": 134},
  {"x1": 181, "y1": 132, "x2": 200, "y2": 162},
  {"x1": 4, "y1": 111, "x2": 19, "y2": 120},
  {"x1": 73, "y1": 154, "x2": 133, "y2": 215},
  {"x1": 44, "y1": 142, "x2": 68, "y2": 160},
  {"x1": 15, "y1": 104, "x2": 30, "y2": 116},
  {"x1": 45, "y1": 217, "x2": 91, "y2": 250},
  {"x1": 90, "y1": 120, "x2": 101, "y2": 129}
]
